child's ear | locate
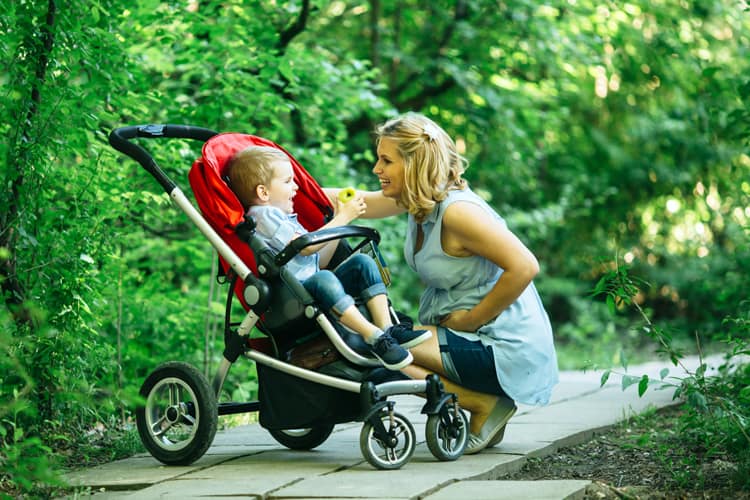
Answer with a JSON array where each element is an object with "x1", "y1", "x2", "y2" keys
[{"x1": 256, "y1": 184, "x2": 269, "y2": 201}]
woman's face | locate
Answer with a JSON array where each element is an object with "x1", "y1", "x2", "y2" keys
[{"x1": 373, "y1": 137, "x2": 405, "y2": 199}]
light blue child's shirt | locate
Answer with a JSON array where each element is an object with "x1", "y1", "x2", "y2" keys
[
  {"x1": 404, "y1": 188, "x2": 559, "y2": 405},
  {"x1": 247, "y1": 205, "x2": 319, "y2": 281}
]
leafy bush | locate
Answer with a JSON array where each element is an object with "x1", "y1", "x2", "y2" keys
[{"x1": 595, "y1": 259, "x2": 750, "y2": 484}]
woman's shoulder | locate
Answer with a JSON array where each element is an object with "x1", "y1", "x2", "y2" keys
[{"x1": 441, "y1": 189, "x2": 505, "y2": 228}]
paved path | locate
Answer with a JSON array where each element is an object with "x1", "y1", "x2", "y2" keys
[{"x1": 64, "y1": 356, "x2": 719, "y2": 499}]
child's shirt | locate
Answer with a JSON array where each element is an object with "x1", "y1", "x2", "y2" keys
[{"x1": 247, "y1": 205, "x2": 319, "y2": 281}]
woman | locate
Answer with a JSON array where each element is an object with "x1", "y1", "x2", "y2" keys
[{"x1": 326, "y1": 112, "x2": 558, "y2": 454}]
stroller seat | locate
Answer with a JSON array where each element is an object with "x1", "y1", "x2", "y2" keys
[{"x1": 188, "y1": 132, "x2": 378, "y2": 361}]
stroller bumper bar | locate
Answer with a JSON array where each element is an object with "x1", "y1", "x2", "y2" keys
[{"x1": 275, "y1": 226, "x2": 381, "y2": 267}]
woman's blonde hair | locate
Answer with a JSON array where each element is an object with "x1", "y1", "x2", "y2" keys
[
  {"x1": 375, "y1": 113, "x2": 468, "y2": 222},
  {"x1": 226, "y1": 145, "x2": 288, "y2": 209}
]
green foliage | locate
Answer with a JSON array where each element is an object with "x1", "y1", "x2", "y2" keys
[
  {"x1": 594, "y1": 259, "x2": 750, "y2": 481},
  {"x1": 1, "y1": 0, "x2": 749, "y2": 494}
]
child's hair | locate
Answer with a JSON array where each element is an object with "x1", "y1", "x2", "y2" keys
[
  {"x1": 226, "y1": 145, "x2": 289, "y2": 208},
  {"x1": 375, "y1": 112, "x2": 468, "y2": 222}
]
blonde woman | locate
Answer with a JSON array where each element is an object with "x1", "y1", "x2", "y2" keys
[{"x1": 325, "y1": 113, "x2": 558, "y2": 454}]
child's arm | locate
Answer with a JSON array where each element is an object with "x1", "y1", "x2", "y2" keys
[
  {"x1": 300, "y1": 193, "x2": 366, "y2": 265},
  {"x1": 323, "y1": 188, "x2": 405, "y2": 219}
]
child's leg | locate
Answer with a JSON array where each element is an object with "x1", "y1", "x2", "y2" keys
[
  {"x1": 302, "y1": 270, "x2": 380, "y2": 341},
  {"x1": 333, "y1": 254, "x2": 391, "y2": 328},
  {"x1": 337, "y1": 304, "x2": 381, "y2": 342},
  {"x1": 303, "y1": 270, "x2": 412, "y2": 370},
  {"x1": 333, "y1": 254, "x2": 431, "y2": 349},
  {"x1": 365, "y1": 294, "x2": 392, "y2": 330}
]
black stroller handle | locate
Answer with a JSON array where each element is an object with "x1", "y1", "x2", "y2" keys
[
  {"x1": 276, "y1": 225, "x2": 381, "y2": 267},
  {"x1": 109, "y1": 124, "x2": 217, "y2": 193}
]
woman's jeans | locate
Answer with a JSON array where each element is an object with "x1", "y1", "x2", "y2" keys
[{"x1": 302, "y1": 254, "x2": 387, "y2": 316}]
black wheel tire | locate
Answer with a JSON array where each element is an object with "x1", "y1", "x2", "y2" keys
[
  {"x1": 135, "y1": 361, "x2": 218, "y2": 465},
  {"x1": 425, "y1": 404, "x2": 468, "y2": 461},
  {"x1": 268, "y1": 424, "x2": 335, "y2": 450},
  {"x1": 359, "y1": 412, "x2": 415, "y2": 470}
]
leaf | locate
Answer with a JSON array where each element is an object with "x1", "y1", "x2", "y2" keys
[
  {"x1": 591, "y1": 275, "x2": 608, "y2": 296},
  {"x1": 638, "y1": 375, "x2": 649, "y2": 397},
  {"x1": 659, "y1": 368, "x2": 669, "y2": 380},
  {"x1": 621, "y1": 374, "x2": 640, "y2": 391},
  {"x1": 600, "y1": 370, "x2": 611, "y2": 387},
  {"x1": 739, "y1": 385, "x2": 750, "y2": 403},
  {"x1": 687, "y1": 391, "x2": 708, "y2": 411},
  {"x1": 606, "y1": 294, "x2": 616, "y2": 315}
]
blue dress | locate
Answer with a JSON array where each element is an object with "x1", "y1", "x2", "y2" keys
[{"x1": 404, "y1": 189, "x2": 559, "y2": 405}]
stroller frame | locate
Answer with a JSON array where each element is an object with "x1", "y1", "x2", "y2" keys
[{"x1": 109, "y1": 124, "x2": 468, "y2": 470}]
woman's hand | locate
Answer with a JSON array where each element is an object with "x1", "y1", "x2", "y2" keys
[{"x1": 439, "y1": 309, "x2": 480, "y2": 332}]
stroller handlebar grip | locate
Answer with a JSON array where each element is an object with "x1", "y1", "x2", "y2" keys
[
  {"x1": 109, "y1": 125, "x2": 217, "y2": 193},
  {"x1": 275, "y1": 226, "x2": 381, "y2": 267}
]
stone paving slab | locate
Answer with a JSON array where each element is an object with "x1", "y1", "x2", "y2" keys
[
  {"x1": 423, "y1": 479, "x2": 591, "y2": 500},
  {"x1": 62, "y1": 356, "x2": 720, "y2": 500}
]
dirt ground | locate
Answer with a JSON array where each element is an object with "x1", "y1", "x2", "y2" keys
[{"x1": 504, "y1": 405, "x2": 749, "y2": 499}]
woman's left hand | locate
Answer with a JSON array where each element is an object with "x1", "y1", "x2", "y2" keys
[{"x1": 439, "y1": 309, "x2": 479, "y2": 332}]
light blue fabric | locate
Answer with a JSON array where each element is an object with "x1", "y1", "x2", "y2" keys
[
  {"x1": 404, "y1": 189, "x2": 559, "y2": 405},
  {"x1": 248, "y1": 205, "x2": 319, "y2": 281}
]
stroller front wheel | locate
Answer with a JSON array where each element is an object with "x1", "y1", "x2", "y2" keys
[
  {"x1": 359, "y1": 411, "x2": 415, "y2": 470},
  {"x1": 425, "y1": 403, "x2": 468, "y2": 461},
  {"x1": 136, "y1": 361, "x2": 218, "y2": 465}
]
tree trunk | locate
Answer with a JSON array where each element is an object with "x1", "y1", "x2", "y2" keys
[{"x1": 1, "y1": 0, "x2": 57, "y2": 327}]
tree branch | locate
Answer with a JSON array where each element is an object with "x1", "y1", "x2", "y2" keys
[
  {"x1": 391, "y1": 0, "x2": 467, "y2": 104},
  {"x1": 277, "y1": 0, "x2": 311, "y2": 52}
]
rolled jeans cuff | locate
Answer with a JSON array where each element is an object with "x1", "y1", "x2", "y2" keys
[
  {"x1": 359, "y1": 283, "x2": 387, "y2": 303},
  {"x1": 331, "y1": 295, "x2": 355, "y2": 317}
]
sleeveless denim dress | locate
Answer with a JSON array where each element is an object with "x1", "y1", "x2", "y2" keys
[{"x1": 404, "y1": 189, "x2": 558, "y2": 405}]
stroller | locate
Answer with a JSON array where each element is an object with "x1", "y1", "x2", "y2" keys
[{"x1": 109, "y1": 124, "x2": 468, "y2": 470}]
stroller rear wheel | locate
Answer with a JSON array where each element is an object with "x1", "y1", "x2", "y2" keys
[
  {"x1": 136, "y1": 361, "x2": 218, "y2": 465},
  {"x1": 425, "y1": 403, "x2": 468, "y2": 461},
  {"x1": 269, "y1": 425, "x2": 334, "y2": 450},
  {"x1": 359, "y1": 411, "x2": 415, "y2": 470}
]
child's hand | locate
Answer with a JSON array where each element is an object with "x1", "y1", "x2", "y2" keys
[
  {"x1": 336, "y1": 190, "x2": 366, "y2": 222},
  {"x1": 338, "y1": 187, "x2": 357, "y2": 203}
]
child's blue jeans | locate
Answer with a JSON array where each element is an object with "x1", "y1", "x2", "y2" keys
[{"x1": 302, "y1": 254, "x2": 387, "y2": 316}]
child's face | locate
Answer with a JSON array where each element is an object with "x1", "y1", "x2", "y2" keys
[{"x1": 265, "y1": 160, "x2": 298, "y2": 213}]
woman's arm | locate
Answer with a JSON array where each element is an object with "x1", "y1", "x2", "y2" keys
[
  {"x1": 439, "y1": 201, "x2": 539, "y2": 332},
  {"x1": 323, "y1": 188, "x2": 405, "y2": 219}
]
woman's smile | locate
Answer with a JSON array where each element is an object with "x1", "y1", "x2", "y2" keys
[{"x1": 373, "y1": 138, "x2": 404, "y2": 198}]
